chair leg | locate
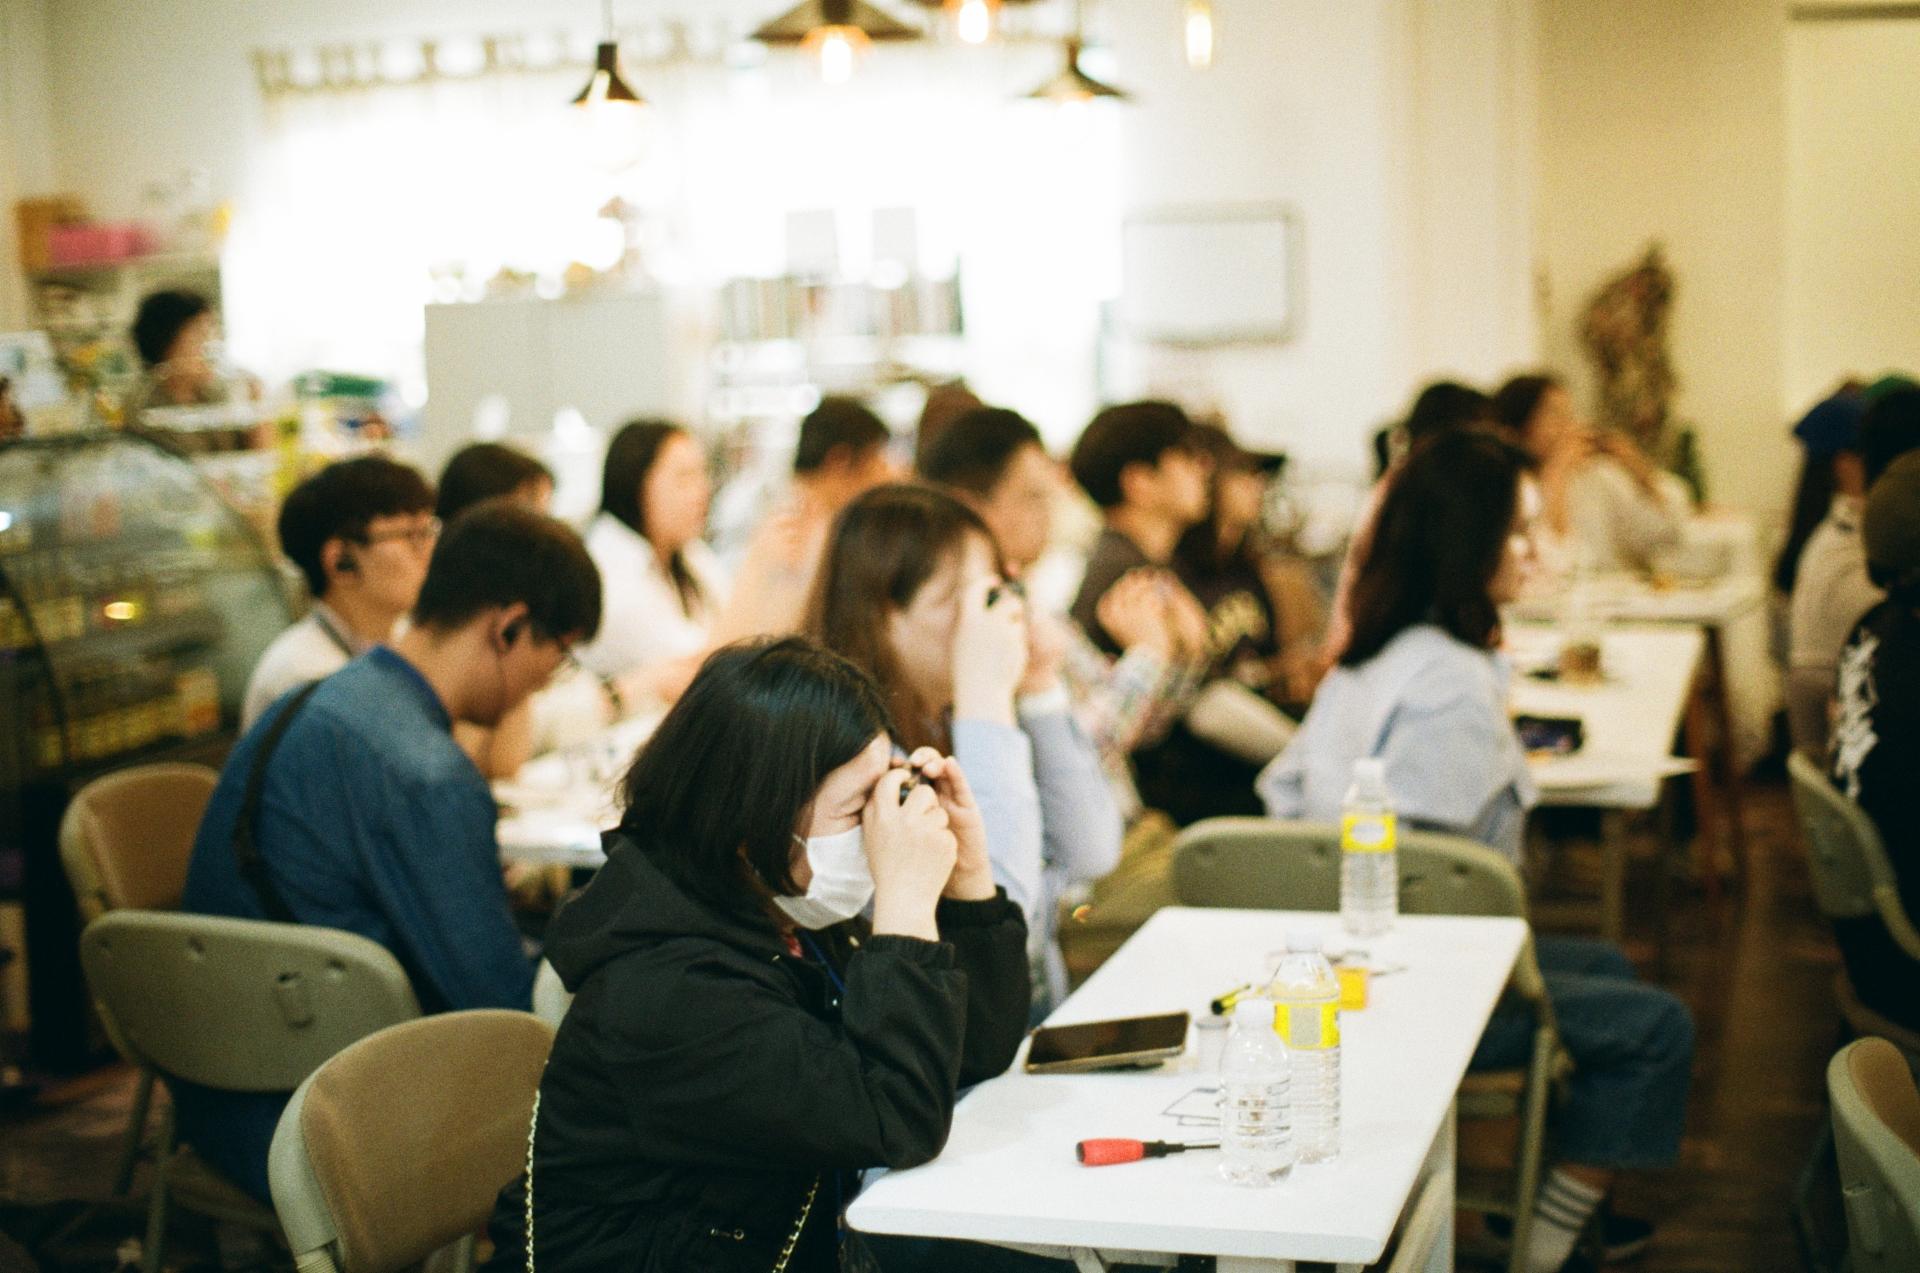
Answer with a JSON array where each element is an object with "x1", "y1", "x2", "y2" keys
[
  {"x1": 1505, "y1": 1031, "x2": 1556, "y2": 1273},
  {"x1": 113, "y1": 1068, "x2": 156, "y2": 1197},
  {"x1": 141, "y1": 1100, "x2": 175, "y2": 1273}
]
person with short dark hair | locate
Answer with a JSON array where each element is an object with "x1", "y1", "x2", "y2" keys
[
  {"x1": 179, "y1": 503, "x2": 601, "y2": 1202},
  {"x1": 436, "y1": 442, "x2": 554, "y2": 522},
  {"x1": 481, "y1": 638, "x2": 1029, "y2": 1272},
  {"x1": 579, "y1": 419, "x2": 726, "y2": 704},
  {"x1": 125, "y1": 288, "x2": 243, "y2": 426},
  {"x1": 1830, "y1": 449, "x2": 1920, "y2": 1033},
  {"x1": 715, "y1": 395, "x2": 898, "y2": 642},
  {"x1": 242, "y1": 456, "x2": 438, "y2": 727},
  {"x1": 1493, "y1": 370, "x2": 1689, "y2": 573},
  {"x1": 1260, "y1": 430, "x2": 1692, "y2": 1273}
]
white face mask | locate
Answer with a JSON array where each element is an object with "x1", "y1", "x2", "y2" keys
[{"x1": 773, "y1": 827, "x2": 874, "y2": 929}]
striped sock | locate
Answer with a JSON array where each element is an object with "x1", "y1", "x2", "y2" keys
[{"x1": 1523, "y1": 1168, "x2": 1605, "y2": 1273}]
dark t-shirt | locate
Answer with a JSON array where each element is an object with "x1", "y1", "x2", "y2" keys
[
  {"x1": 1070, "y1": 528, "x2": 1153, "y2": 657},
  {"x1": 1829, "y1": 598, "x2": 1920, "y2": 1029},
  {"x1": 1174, "y1": 547, "x2": 1280, "y2": 680}
]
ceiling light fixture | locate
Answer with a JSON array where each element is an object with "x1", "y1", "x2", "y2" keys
[
  {"x1": 1023, "y1": 1, "x2": 1130, "y2": 103},
  {"x1": 752, "y1": 0, "x2": 924, "y2": 85},
  {"x1": 1184, "y1": 0, "x2": 1214, "y2": 70},
  {"x1": 572, "y1": 0, "x2": 647, "y2": 110}
]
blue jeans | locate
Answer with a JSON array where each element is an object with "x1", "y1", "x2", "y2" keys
[{"x1": 1469, "y1": 935, "x2": 1695, "y2": 1171}]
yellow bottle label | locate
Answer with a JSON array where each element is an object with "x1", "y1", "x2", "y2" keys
[
  {"x1": 1273, "y1": 1000, "x2": 1340, "y2": 1050},
  {"x1": 1342, "y1": 811, "x2": 1396, "y2": 854}
]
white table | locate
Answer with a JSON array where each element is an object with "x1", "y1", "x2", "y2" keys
[
  {"x1": 491, "y1": 713, "x2": 661, "y2": 868},
  {"x1": 848, "y1": 908, "x2": 1527, "y2": 1272},
  {"x1": 1505, "y1": 624, "x2": 1704, "y2": 947}
]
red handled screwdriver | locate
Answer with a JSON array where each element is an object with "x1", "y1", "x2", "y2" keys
[{"x1": 1076, "y1": 1138, "x2": 1220, "y2": 1166}]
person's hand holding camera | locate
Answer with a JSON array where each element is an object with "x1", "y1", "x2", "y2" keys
[
  {"x1": 864, "y1": 767, "x2": 956, "y2": 941},
  {"x1": 901, "y1": 747, "x2": 995, "y2": 901},
  {"x1": 953, "y1": 574, "x2": 1028, "y2": 727}
]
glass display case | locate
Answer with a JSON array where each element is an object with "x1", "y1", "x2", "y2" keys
[{"x1": 0, "y1": 431, "x2": 293, "y2": 1066}]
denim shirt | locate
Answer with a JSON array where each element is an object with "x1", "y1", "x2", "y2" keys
[
  {"x1": 1257, "y1": 624, "x2": 1536, "y2": 863},
  {"x1": 178, "y1": 646, "x2": 534, "y2": 1199}
]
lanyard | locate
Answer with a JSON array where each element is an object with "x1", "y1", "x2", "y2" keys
[
  {"x1": 311, "y1": 604, "x2": 359, "y2": 659},
  {"x1": 796, "y1": 931, "x2": 848, "y2": 999}
]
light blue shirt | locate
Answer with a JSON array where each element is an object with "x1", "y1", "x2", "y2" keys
[{"x1": 1257, "y1": 625, "x2": 1536, "y2": 863}]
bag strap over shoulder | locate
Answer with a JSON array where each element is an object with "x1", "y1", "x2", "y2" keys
[{"x1": 230, "y1": 678, "x2": 324, "y2": 923}]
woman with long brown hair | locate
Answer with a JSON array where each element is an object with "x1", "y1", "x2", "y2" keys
[{"x1": 807, "y1": 482, "x2": 1121, "y2": 1017}]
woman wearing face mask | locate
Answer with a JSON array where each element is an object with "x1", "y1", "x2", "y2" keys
[
  {"x1": 807, "y1": 483, "x2": 1123, "y2": 1019},
  {"x1": 485, "y1": 638, "x2": 1029, "y2": 1273}
]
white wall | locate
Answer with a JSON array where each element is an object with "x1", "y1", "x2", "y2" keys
[
  {"x1": 29, "y1": 0, "x2": 1542, "y2": 478},
  {"x1": 1533, "y1": 0, "x2": 1790, "y2": 516},
  {"x1": 0, "y1": 0, "x2": 56, "y2": 330},
  {"x1": 1783, "y1": 16, "x2": 1920, "y2": 405}
]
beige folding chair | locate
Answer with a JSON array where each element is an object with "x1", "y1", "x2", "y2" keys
[
  {"x1": 268, "y1": 1010, "x2": 554, "y2": 1273},
  {"x1": 1172, "y1": 817, "x2": 1565, "y2": 1273},
  {"x1": 58, "y1": 762, "x2": 219, "y2": 1194},
  {"x1": 79, "y1": 911, "x2": 421, "y2": 1273},
  {"x1": 1828, "y1": 1037, "x2": 1920, "y2": 1272},
  {"x1": 1788, "y1": 750, "x2": 1920, "y2": 1061}
]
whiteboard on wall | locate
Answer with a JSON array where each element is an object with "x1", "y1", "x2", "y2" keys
[{"x1": 1119, "y1": 206, "x2": 1302, "y2": 346}]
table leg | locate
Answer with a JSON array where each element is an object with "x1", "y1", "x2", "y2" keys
[
  {"x1": 1703, "y1": 626, "x2": 1749, "y2": 887},
  {"x1": 1599, "y1": 811, "x2": 1626, "y2": 945},
  {"x1": 1423, "y1": 1103, "x2": 1457, "y2": 1273}
]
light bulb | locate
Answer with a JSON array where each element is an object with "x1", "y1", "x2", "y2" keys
[
  {"x1": 1184, "y1": 0, "x2": 1213, "y2": 70},
  {"x1": 806, "y1": 25, "x2": 868, "y2": 86},
  {"x1": 954, "y1": 0, "x2": 994, "y2": 45}
]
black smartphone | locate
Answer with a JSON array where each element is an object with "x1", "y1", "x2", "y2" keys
[
  {"x1": 1514, "y1": 713, "x2": 1584, "y2": 755},
  {"x1": 1025, "y1": 1012, "x2": 1191, "y2": 1074}
]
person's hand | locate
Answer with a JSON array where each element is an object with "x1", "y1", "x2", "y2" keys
[
  {"x1": 903, "y1": 747, "x2": 995, "y2": 901},
  {"x1": 952, "y1": 574, "x2": 1028, "y2": 726},
  {"x1": 1159, "y1": 576, "x2": 1213, "y2": 664},
  {"x1": 863, "y1": 767, "x2": 957, "y2": 940},
  {"x1": 1020, "y1": 611, "x2": 1068, "y2": 696},
  {"x1": 1097, "y1": 569, "x2": 1174, "y2": 656},
  {"x1": 1593, "y1": 429, "x2": 1662, "y2": 491}
]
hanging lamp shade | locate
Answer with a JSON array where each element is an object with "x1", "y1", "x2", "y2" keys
[
  {"x1": 751, "y1": 0, "x2": 924, "y2": 44},
  {"x1": 1024, "y1": 38, "x2": 1130, "y2": 102},
  {"x1": 573, "y1": 40, "x2": 646, "y2": 107}
]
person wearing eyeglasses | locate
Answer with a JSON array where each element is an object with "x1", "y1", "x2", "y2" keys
[
  {"x1": 180, "y1": 504, "x2": 601, "y2": 1203},
  {"x1": 240, "y1": 456, "x2": 441, "y2": 728}
]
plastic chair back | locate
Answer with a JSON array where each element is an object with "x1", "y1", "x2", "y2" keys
[
  {"x1": 60, "y1": 763, "x2": 219, "y2": 919},
  {"x1": 1829, "y1": 1037, "x2": 1920, "y2": 1272},
  {"x1": 269, "y1": 1010, "x2": 554, "y2": 1273},
  {"x1": 79, "y1": 910, "x2": 420, "y2": 1093},
  {"x1": 1789, "y1": 751, "x2": 1920, "y2": 959}
]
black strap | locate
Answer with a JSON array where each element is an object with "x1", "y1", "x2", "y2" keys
[{"x1": 232, "y1": 679, "x2": 325, "y2": 923}]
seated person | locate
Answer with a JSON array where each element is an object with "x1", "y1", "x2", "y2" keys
[
  {"x1": 436, "y1": 441, "x2": 555, "y2": 520},
  {"x1": 1325, "y1": 380, "x2": 1497, "y2": 663},
  {"x1": 1493, "y1": 372, "x2": 1690, "y2": 575},
  {"x1": 1069, "y1": 401, "x2": 1269, "y2": 826},
  {"x1": 714, "y1": 395, "x2": 898, "y2": 643},
  {"x1": 241, "y1": 455, "x2": 437, "y2": 728},
  {"x1": 1830, "y1": 449, "x2": 1920, "y2": 1032},
  {"x1": 920, "y1": 405, "x2": 1207, "y2": 823},
  {"x1": 483, "y1": 638, "x2": 1029, "y2": 1273},
  {"x1": 179, "y1": 503, "x2": 602, "y2": 1201},
  {"x1": 1792, "y1": 387, "x2": 1920, "y2": 754},
  {"x1": 578, "y1": 420, "x2": 726, "y2": 704},
  {"x1": 125, "y1": 289, "x2": 237, "y2": 424},
  {"x1": 808, "y1": 483, "x2": 1122, "y2": 1017},
  {"x1": 1259, "y1": 430, "x2": 1693, "y2": 1273}
]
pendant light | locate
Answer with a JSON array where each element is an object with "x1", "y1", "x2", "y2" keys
[
  {"x1": 1023, "y1": 0, "x2": 1130, "y2": 102},
  {"x1": 903, "y1": 0, "x2": 1014, "y2": 46},
  {"x1": 1184, "y1": 0, "x2": 1214, "y2": 70},
  {"x1": 572, "y1": 0, "x2": 646, "y2": 109},
  {"x1": 752, "y1": 0, "x2": 923, "y2": 86}
]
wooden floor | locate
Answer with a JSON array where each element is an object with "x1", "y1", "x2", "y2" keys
[{"x1": 0, "y1": 778, "x2": 1848, "y2": 1272}]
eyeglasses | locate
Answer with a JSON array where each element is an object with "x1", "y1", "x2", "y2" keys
[{"x1": 360, "y1": 517, "x2": 442, "y2": 549}]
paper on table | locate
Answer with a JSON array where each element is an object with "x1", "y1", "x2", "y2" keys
[{"x1": 1529, "y1": 749, "x2": 1697, "y2": 791}]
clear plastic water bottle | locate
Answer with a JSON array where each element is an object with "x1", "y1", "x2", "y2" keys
[
  {"x1": 1269, "y1": 930, "x2": 1341, "y2": 1163},
  {"x1": 1218, "y1": 998, "x2": 1295, "y2": 1186},
  {"x1": 1340, "y1": 757, "x2": 1398, "y2": 938}
]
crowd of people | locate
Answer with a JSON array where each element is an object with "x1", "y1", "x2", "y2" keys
[{"x1": 161, "y1": 363, "x2": 1920, "y2": 1273}]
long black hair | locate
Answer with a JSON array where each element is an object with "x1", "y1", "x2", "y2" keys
[
  {"x1": 600, "y1": 419, "x2": 701, "y2": 613},
  {"x1": 617, "y1": 638, "x2": 894, "y2": 913},
  {"x1": 1343, "y1": 430, "x2": 1531, "y2": 666}
]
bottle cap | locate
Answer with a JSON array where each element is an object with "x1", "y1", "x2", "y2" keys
[
  {"x1": 1351, "y1": 757, "x2": 1388, "y2": 792},
  {"x1": 1231, "y1": 997, "x2": 1272, "y2": 1024},
  {"x1": 1285, "y1": 929, "x2": 1324, "y2": 954}
]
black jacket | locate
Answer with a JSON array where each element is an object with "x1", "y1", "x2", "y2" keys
[{"x1": 484, "y1": 832, "x2": 1030, "y2": 1273}]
